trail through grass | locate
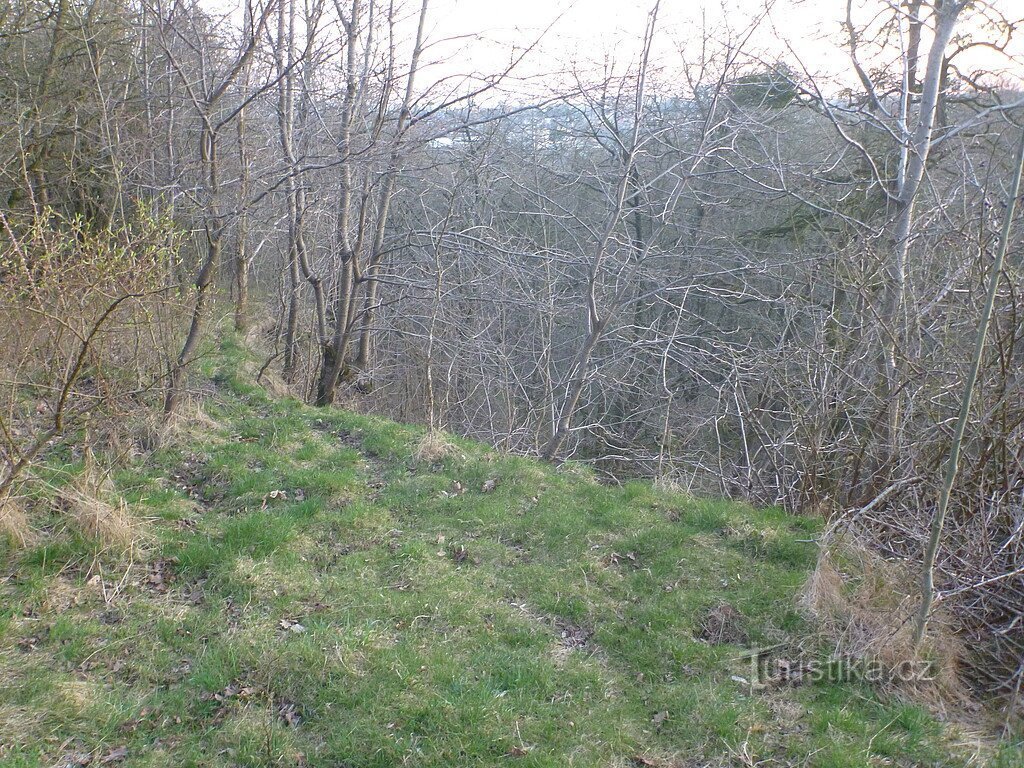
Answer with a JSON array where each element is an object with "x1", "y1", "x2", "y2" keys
[{"x1": 1, "y1": 337, "x2": 1015, "y2": 767}]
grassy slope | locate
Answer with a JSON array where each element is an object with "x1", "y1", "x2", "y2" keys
[{"x1": 0, "y1": 336, "x2": 1009, "y2": 767}]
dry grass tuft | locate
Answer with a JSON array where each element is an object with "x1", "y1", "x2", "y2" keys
[
  {"x1": 85, "y1": 409, "x2": 153, "y2": 463},
  {"x1": 237, "y1": 323, "x2": 297, "y2": 399},
  {"x1": 60, "y1": 453, "x2": 137, "y2": 547},
  {"x1": 0, "y1": 669, "x2": 46, "y2": 742},
  {"x1": 141, "y1": 398, "x2": 223, "y2": 451},
  {"x1": 653, "y1": 470, "x2": 719, "y2": 498},
  {"x1": 652, "y1": 475, "x2": 683, "y2": 494},
  {"x1": 801, "y1": 541, "x2": 969, "y2": 706},
  {"x1": 58, "y1": 679, "x2": 101, "y2": 711},
  {"x1": 170, "y1": 398, "x2": 221, "y2": 432},
  {"x1": 0, "y1": 496, "x2": 35, "y2": 547},
  {"x1": 242, "y1": 311, "x2": 280, "y2": 349},
  {"x1": 257, "y1": 366, "x2": 294, "y2": 399},
  {"x1": 413, "y1": 430, "x2": 456, "y2": 464},
  {"x1": 800, "y1": 552, "x2": 845, "y2": 615},
  {"x1": 61, "y1": 485, "x2": 135, "y2": 547}
]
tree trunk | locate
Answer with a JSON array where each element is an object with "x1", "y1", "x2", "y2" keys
[
  {"x1": 234, "y1": 53, "x2": 253, "y2": 333},
  {"x1": 165, "y1": 120, "x2": 221, "y2": 416},
  {"x1": 880, "y1": 0, "x2": 962, "y2": 462}
]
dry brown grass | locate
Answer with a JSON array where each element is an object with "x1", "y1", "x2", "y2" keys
[
  {"x1": 139, "y1": 397, "x2": 223, "y2": 452},
  {"x1": 242, "y1": 311, "x2": 280, "y2": 348},
  {"x1": 413, "y1": 430, "x2": 457, "y2": 464},
  {"x1": 256, "y1": 366, "x2": 294, "y2": 400},
  {"x1": 801, "y1": 540, "x2": 969, "y2": 707},
  {"x1": 0, "y1": 658, "x2": 46, "y2": 744},
  {"x1": 239, "y1": 311, "x2": 300, "y2": 400},
  {"x1": 0, "y1": 496, "x2": 34, "y2": 547},
  {"x1": 60, "y1": 453, "x2": 137, "y2": 548},
  {"x1": 61, "y1": 485, "x2": 135, "y2": 547}
]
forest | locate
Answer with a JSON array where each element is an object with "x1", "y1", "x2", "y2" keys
[{"x1": 2, "y1": 0, "x2": 1024, "y2": 764}]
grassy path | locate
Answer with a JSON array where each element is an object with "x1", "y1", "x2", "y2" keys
[{"x1": 0, "y1": 338, "x2": 998, "y2": 767}]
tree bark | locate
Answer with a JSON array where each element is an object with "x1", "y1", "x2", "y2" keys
[{"x1": 880, "y1": 0, "x2": 963, "y2": 462}]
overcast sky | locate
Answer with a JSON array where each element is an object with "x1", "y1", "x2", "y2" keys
[
  {"x1": 206, "y1": 0, "x2": 1023, "y2": 97},
  {"x1": 424, "y1": 0, "x2": 827, "y2": 86},
  {"x1": 420, "y1": 0, "x2": 1023, "y2": 96}
]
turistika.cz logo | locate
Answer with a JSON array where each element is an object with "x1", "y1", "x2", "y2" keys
[{"x1": 734, "y1": 646, "x2": 937, "y2": 688}]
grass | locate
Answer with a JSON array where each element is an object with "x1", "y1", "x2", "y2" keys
[{"x1": 0, "y1": 334, "x2": 1017, "y2": 767}]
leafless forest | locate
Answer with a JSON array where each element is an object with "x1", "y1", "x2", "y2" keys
[{"x1": 3, "y1": 0, "x2": 1024, "y2": 715}]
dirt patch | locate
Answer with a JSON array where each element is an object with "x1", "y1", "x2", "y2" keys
[
  {"x1": 169, "y1": 454, "x2": 226, "y2": 506},
  {"x1": 501, "y1": 539, "x2": 532, "y2": 564},
  {"x1": 697, "y1": 601, "x2": 749, "y2": 645},
  {"x1": 309, "y1": 421, "x2": 364, "y2": 452},
  {"x1": 602, "y1": 550, "x2": 641, "y2": 569},
  {"x1": 503, "y1": 599, "x2": 596, "y2": 660},
  {"x1": 555, "y1": 618, "x2": 594, "y2": 650}
]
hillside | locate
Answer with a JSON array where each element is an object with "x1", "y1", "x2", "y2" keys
[{"x1": 0, "y1": 338, "x2": 1013, "y2": 767}]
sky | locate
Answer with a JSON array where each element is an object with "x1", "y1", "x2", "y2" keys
[
  {"x1": 205, "y1": 0, "x2": 1024, "y2": 97},
  {"x1": 423, "y1": 0, "x2": 822, "y2": 88},
  {"x1": 420, "y1": 0, "x2": 1024, "y2": 96}
]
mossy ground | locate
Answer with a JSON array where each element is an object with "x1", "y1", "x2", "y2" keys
[{"x1": 1, "y1": 335, "x2": 1019, "y2": 767}]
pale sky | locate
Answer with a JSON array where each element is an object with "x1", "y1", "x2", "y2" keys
[
  {"x1": 421, "y1": 0, "x2": 1024, "y2": 96},
  {"x1": 206, "y1": 0, "x2": 1024, "y2": 96}
]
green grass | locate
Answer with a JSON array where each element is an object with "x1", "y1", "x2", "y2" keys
[{"x1": 0, "y1": 334, "x2": 1013, "y2": 767}]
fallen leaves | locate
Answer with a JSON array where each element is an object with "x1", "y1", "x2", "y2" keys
[
  {"x1": 146, "y1": 558, "x2": 176, "y2": 593},
  {"x1": 60, "y1": 746, "x2": 130, "y2": 767},
  {"x1": 201, "y1": 681, "x2": 259, "y2": 704},
  {"x1": 605, "y1": 550, "x2": 639, "y2": 568},
  {"x1": 97, "y1": 609, "x2": 123, "y2": 625},
  {"x1": 198, "y1": 682, "x2": 304, "y2": 730},
  {"x1": 278, "y1": 618, "x2": 307, "y2": 634},
  {"x1": 555, "y1": 618, "x2": 593, "y2": 650},
  {"x1": 260, "y1": 488, "x2": 306, "y2": 509},
  {"x1": 99, "y1": 746, "x2": 129, "y2": 764},
  {"x1": 277, "y1": 698, "x2": 302, "y2": 727},
  {"x1": 58, "y1": 751, "x2": 92, "y2": 767},
  {"x1": 437, "y1": 476, "x2": 497, "y2": 496},
  {"x1": 17, "y1": 631, "x2": 47, "y2": 652}
]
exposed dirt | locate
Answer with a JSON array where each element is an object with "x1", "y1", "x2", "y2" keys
[{"x1": 697, "y1": 601, "x2": 748, "y2": 646}]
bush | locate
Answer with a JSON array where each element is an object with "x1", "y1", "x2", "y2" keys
[{"x1": 0, "y1": 206, "x2": 183, "y2": 526}]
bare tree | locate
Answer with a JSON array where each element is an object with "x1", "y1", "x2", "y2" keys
[{"x1": 154, "y1": 0, "x2": 278, "y2": 415}]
